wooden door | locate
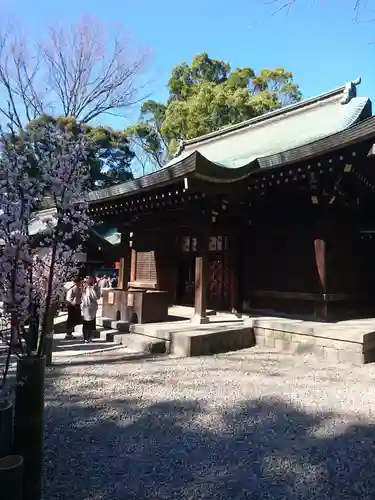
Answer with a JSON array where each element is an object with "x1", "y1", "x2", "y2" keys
[
  {"x1": 176, "y1": 254, "x2": 195, "y2": 306},
  {"x1": 176, "y1": 234, "x2": 196, "y2": 306},
  {"x1": 207, "y1": 236, "x2": 231, "y2": 311},
  {"x1": 176, "y1": 234, "x2": 232, "y2": 311}
]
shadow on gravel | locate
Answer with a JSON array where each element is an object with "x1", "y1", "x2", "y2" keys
[
  {"x1": 53, "y1": 342, "x2": 114, "y2": 353},
  {"x1": 50, "y1": 352, "x2": 166, "y2": 368},
  {"x1": 43, "y1": 385, "x2": 375, "y2": 500}
]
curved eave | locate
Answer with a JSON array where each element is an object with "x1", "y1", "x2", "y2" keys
[
  {"x1": 194, "y1": 153, "x2": 258, "y2": 183},
  {"x1": 87, "y1": 116, "x2": 375, "y2": 205},
  {"x1": 87, "y1": 151, "x2": 197, "y2": 204}
]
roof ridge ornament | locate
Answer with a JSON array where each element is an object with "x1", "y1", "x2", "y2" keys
[
  {"x1": 340, "y1": 77, "x2": 361, "y2": 105},
  {"x1": 174, "y1": 139, "x2": 185, "y2": 158}
]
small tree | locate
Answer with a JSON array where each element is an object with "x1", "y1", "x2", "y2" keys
[
  {"x1": 26, "y1": 115, "x2": 135, "y2": 189},
  {"x1": 0, "y1": 118, "x2": 91, "y2": 394}
]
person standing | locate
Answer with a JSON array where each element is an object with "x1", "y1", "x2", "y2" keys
[
  {"x1": 81, "y1": 276, "x2": 99, "y2": 343},
  {"x1": 110, "y1": 273, "x2": 118, "y2": 288},
  {"x1": 65, "y1": 276, "x2": 82, "y2": 340},
  {"x1": 97, "y1": 275, "x2": 109, "y2": 296}
]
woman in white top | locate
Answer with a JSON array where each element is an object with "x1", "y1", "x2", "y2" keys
[{"x1": 81, "y1": 276, "x2": 99, "y2": 343}]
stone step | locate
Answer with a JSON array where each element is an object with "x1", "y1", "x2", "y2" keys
[
  {"x1": 96, "y1": 317, "x2": 130, "y2": 332},
  {"x1": 100, "y1": 329, "x2": 166, "y2": 354},
  {"x1": 119, "y1": 333, "x2": 167, "y2": 354},
  {"x1": 96, "y1": 317, "x2": 115, "y2": 328},
  {"x1": 95, "y1": 328, "x2": 120, "y2": 342},
  {"x1": 74, "y1": 325, "x2": 105, "y2": 339},
  {"x1": 96, "y1": 317, "x2": 167, "y2": 355},
  {"x1": 129, "y1": 323, "x2": 173, "y2": 341}
]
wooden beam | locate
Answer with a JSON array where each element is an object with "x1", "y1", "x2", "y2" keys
[{"x1": 130, "y1": 248, "x2": 137, "y2": 283}]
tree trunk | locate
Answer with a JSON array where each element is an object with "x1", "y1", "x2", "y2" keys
[
  {"x1": 44, "y1": 303, "x2": 57, "y2": 367},
  {"x1": 0, "y1": 455, "x2": 23, "y2": 500},
  {"x1": 45, "y1": 334, "x2": 53, "y2": 367},
  {"x1": 25, "y1": 300, "x2": 40, "y2": 353},
  {"x1": 13, "y1": 356, "x2": 45, "y2": 500},
  {"x1": 0, "y1": 402, "x2": 13, "y2": 458}
]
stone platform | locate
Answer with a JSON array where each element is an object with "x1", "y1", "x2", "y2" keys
[
  {"x1": 130, "y1": 320, "x2": 253, "y2": 357},
  {"x1": 55, "y1": 305, "x2": 375, "y2": 364},
  {"x1": 127, "y1": 309, "x2": 375, "y2": 364},
  {"x1": 248, "y1": 317, "x2": 375, "y2": 365}
]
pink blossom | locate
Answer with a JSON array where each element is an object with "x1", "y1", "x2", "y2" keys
[{"x1": 0, "y1": 122, "x2": 92, "y2": 354}]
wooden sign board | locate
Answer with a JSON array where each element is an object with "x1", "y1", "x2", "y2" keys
[{"x1": 107, "y1": 292, "x2": 114, "y2": 305}]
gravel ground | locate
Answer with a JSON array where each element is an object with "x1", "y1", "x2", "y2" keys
[{"x1": 44, "y1": 347, "x2": 375, "y2": 500}]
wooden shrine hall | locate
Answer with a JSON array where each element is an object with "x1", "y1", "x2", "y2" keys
[{"x1": 87, "y1": 77, "x2": 375, "y2": 323}]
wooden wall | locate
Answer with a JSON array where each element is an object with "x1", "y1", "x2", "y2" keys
[
  {"x1": 242, "y1": 190, "x2": 367, "y2": 319},
  {"x1": 126, "y1": 180, "x2": 375, "y2": 320}
]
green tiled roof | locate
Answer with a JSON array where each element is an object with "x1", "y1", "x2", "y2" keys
[
  {"x1": 165, "y1": 78, "x2": 371, "y2": 170},
  {"x1": 86, "y1": 78, "x2": 374, "y2": 204}
]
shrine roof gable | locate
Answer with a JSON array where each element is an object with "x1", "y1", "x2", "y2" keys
[
  {"x1": 165, "y1": 77, "x2": 371, "y2": 169},
  {"x1": 86, "y1": 78, "x2": 375, "y2": 205}
]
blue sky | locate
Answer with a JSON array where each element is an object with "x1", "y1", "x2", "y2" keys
[{"x1": 3, "y1": 0, "x2": 375, "y2": 130}]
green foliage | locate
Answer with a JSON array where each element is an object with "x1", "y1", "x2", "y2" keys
[
  {"x1": 25, "y1": 115, "x2": 135, "y2": 188},
  {"x1": 126, "y1": 53, "x2": 302, "y2": 168},
  {"x1": 125, "y1": 101, "x2": 169, "y2": 172}
]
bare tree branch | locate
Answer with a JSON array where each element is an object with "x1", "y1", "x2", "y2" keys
[
  {"x1": 40, "y1": 16, "x2": 150, "y2": 123},
  {"x1": 0, "y1": 16, "x2": 150, "y2": 128},
  {"x1": 0, "y1": 26, "x2": 45, "y2": 129},
  {"x1": 266, "y1": 0, "x2": 373, "y2": 23},
  {"x1": 127, "y1": 135, "x2": 164, "y2": 176}
]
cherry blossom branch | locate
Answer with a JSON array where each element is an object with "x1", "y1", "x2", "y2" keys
[{"x1": 0, "y1": 117, "x2": 91, "y2": 388}]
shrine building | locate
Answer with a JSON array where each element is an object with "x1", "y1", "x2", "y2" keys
[{"x1": 87, "y1": 77, "x2": 375, "y2": 324}]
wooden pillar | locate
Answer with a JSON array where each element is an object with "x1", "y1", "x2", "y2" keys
[
  {"x1": 130, "y1": 248, "x2": 137, "y2": 283},
  {"x1": 118, "y1": 258, "x2": 127, "y2": 289},
  {"x1": 314, "y1": 238, "x2": 326, "y2": 293},
  {"x1": 192, "y1": 234, "x2": 209, "y2": 324},
  {"x1": 314, "y1": 212, "x2": 328, "y2": 319},
  {"x1": 118, "y1": 232, "x2": 130, "y2": 289},
  {"x1": 230, "y1": 233, "x2": 239, "y2": 314}
]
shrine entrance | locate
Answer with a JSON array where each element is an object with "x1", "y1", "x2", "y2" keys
[{"x1": 176, "y1": 235, "x2": 231, "y2": 311}]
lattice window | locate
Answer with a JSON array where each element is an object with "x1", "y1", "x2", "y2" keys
[
  {"x1": 181, "y1": 236, "x2": 190, "y2": 252},
  {"x1": 181, "y1": 236, "x2": 197, "y2": 253},
  {"x1": 208, "y1": 235, "x2": 227, "y2": 252}
]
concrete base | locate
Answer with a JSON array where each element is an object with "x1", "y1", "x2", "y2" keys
[
  {"x1": 246, "y1": 317, "x2": 370, "y2": 365},
  {"x1": 171, "y1": 325, "x2": 254, "y2": 357},
  {"x1": 128, "y1": 316, "x2": 252, "y2": 356},
  {"x1": 93, "y1": 306, "x2": 375, "y2": 364},
  {"x1": 129, "y1": 315, "x2": 375, "y2": 364}
]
